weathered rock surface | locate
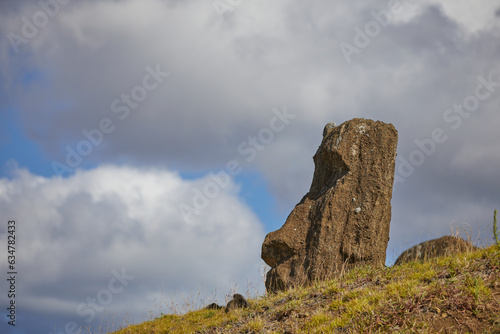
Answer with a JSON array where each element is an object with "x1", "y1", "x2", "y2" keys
[
  {"x1": 394, "y1": 235, "x2": 477, "y2": 266},
  {"x1": 262, "y1": 118, "x2": 398, "y2": 292}
]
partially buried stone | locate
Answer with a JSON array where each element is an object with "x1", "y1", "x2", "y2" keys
[
  {"x1": 394, "y1": 235, "x2": 477, "y2": 266},
  {"x1": 205, "y1": 303, "x2": 224, "y2": 310},
  {"x1": 262, "y1": 118, "x2": 398, "y2": 292},
  {"x1": 225, "y1": 294, "x2": 249, "y2": 312}
]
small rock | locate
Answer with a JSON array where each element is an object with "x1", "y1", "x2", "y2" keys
[
  {"x1": 225, "y1": 294, "x2": 249, "y2": 312},
  {"x1": 205, "y1": 303, "x2": 223, "y2": 310}
]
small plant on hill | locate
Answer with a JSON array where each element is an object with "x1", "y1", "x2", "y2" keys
[{"x1": 493, "y1": 209, "x2": 499, "y2": 250}]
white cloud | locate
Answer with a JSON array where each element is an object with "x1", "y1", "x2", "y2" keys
[
  {"x1": 426, "y1": 0, "x2": 500, "y2": 34},
  {"x1": 0, "y1": 165, "x2": 265, "y2": 332}
]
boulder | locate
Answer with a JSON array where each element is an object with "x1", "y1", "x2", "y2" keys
[
  {"x1": 262, "y1": 118, "x2": 398, "y2": 292},
  {"x1": 394, "y1": 235, "x2": 477, "y2": 266},
  {"x1": 225, "y1": 294, "x2": 249, "y2": 312}
]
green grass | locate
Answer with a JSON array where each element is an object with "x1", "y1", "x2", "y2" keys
[{"x1": 111, "y1": 244, "x2": 500, "y2": 334}]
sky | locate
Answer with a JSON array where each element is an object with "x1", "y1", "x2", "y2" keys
[{"x1": 0, "y1": 0, "x2": 499, "y2": 333}]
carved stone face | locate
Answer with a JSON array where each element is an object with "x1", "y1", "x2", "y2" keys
[{"x1": 262, "y1": 118, "x2": 398, "y2": 292}]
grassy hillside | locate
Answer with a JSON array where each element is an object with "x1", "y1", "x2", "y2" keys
[{"x1": 111, "y1": 245, "x2": 499, "y2": 334}]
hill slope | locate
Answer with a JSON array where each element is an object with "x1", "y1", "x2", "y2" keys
[{"x1": 112, "y1": 246, "x2": 499, "y2": 334}]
